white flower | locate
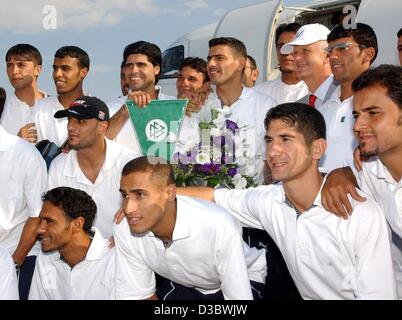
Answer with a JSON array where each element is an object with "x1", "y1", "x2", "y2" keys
[
  {"x1": 183, "y1": 139, "x2": 198, "y2": 152},
  {"x1": 196, "y1": 152, "x2": 210, "y2": 164},
  {"x1": 216, "y1": 106, "x2": 231, "y2": 115},
  {"x1": 232, "y1": 174, "x2": 247, "y2": 189},
  {"x1": 211, "y1": 146, "x2": 222, "y2": 162},
  {"x1": 232, "y1": 173, "x2": 242, "y2": 181},
  {"x1": 212, "y1": 113, "x2": 226, "y2": 128},
  {"x1": 166, "y1": 131, "x2": 177, "y2": 143}
]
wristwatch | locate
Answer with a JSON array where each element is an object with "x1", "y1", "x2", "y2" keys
[{"x1": 14, "y1": 263, "x2": 21, "y2": 273}]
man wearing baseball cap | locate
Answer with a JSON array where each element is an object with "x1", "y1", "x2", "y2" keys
[
  {"x1": 48, "y1": 96, "x2": 140, "y2": 241},
  {"x1": 281, "y1": 23, "x2": 338, "y2": 108}
]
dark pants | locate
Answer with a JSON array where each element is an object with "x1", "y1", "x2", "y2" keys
[
  {"x1": 242, "y1": 227, "x2": 302, "y2": 300},
  {"x1": 17, "y1": 255, "x2": 36, "y2": 300},
  {"x1": 155, "y1": 274, "x2": 264, "y2": 300}
]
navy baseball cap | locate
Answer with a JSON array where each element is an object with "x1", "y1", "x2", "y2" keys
[{"x1": 54, "y1": 96, "x2": 110, "y2": 121}]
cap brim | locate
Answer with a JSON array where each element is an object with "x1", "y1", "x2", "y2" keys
[
  {"x1": 281, "y1": 36, "x2": 329, "y2": 55},
  {"x1": 54, "y1": 110, "x2": 69, "y2": 119},
  {"x1": 280, "y1": 43, "x2": 294, "y2": 55},
  {"x1": 54, "y1": 109, "x2": 94, "y2": 120}
]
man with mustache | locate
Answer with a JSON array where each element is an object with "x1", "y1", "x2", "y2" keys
[
  {"x1": 47, "y1": 96, "x2": 139, "y2": 240},
  {"x1": 255, "y1": 23, "x2": 308, "y2": 104},
  {"x1": 317, "y1": 23, "x2": 378, "y2": 171},
  {"x1": 321, "y1": 65, "x2": 402, "y2": 298}
]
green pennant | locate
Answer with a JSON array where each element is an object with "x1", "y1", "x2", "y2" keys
[{"x1": 126, "y1": 99, "x2": 188, "y2": 161}]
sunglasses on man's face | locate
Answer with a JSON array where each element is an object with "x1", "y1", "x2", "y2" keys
[{"x1": 325, "y1": 42, "x2": 367, "y2": 54}]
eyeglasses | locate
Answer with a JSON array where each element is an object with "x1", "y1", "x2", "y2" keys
[{"x1": 325, "y1": 42, "x2": 367, "y2": 54}]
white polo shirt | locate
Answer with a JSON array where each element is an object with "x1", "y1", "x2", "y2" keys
[
  {"x1": 356, "y1": 157, "x2": 402, "y2": 298},
  {"x1": 106, "y1": 87, "x2": 175, "y2": 153},
  {"x1": 0, "y1": 93, "x2": 39, "y2": 135},
  {"x1": 114, "y1": 195, "x2": 261, "y2": 300},
  {"x1": 0, "y1": 248, "x2": 19, "y2": 300},
  {"x1": 28, "y1": 228, "x2": 116, "y2": 300},
  {"x1": 214, "y1": 182, "x2": 396, "y2": 300},
  {"x1": 0, "y1": 125, "x2": 47, "y2": 256},
  {"x1": 317, "y1": 87, "x2": 357, "y2": 170},
  {"x1": 32, "y1": 96, "x2": 68, "y2": 146},
  {"x1": 255, "y1": 79, "x2": 308, "y2": 104},
  {"x1": 48, "y1": 139, "x2": 139, "y2": 238},
  {"x1": 208, "y1": 87, "x2": 277, "y2": 185}
]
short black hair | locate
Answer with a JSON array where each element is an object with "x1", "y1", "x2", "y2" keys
[
  {"x1": 275, "y1": 23, "x2": 301, "y2": 46},
  {"x1": 327, "y1": 23, "x2": 378, "y2": 64},
  {"x1": 264, "y1": 103, "x2": 326, "y2": 146},
  {"x1": 55, "y1": 46, "x2": 90, "y2": 70},
  {"x1": 209, "y1": 37, "x2": 247, "y2": 58},
  {"x1": 122, "y1": 156, "x2": 174, "y2": 187},
  {"x1": 352, "y1": 64, "x2": 402, "y2": 111},
  {"x1": 42, "y1": 187, "x2": 97, "y2": 232},
  {"x1": 180, "y1": 57, "x2": 209, "y2": 83},
  {"x1": 123, "y1": 41, "x2": 162, "y2": 84},
  {"x1": 5, "y1": 43, "x2": 42, "y2": 65},
  {"x1": 246, "y1": 55, "x2": 257, "y2": 70},
  {"x1": 398, "y1": 28, "x2": 402, "y2": 38}
]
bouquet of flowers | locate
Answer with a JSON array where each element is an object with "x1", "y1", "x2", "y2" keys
[{"x1": 172, "y1": 105, "x2": 256, "y2": 189}]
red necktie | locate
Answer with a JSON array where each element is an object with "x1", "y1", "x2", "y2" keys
[{"x1": 308, "y1": 94, "x2": 317, "y2": 108}]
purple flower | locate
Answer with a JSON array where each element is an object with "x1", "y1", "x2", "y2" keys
[
  {"x1": 211, "y1": 164, "x2": 221, "y2": 173},
  {"x1": 197, "y1": 163, "x2": 221, "y2": 174},
  {"x1": 226, "y1": 119, "x2": 239, "y2": 134},
  {"x1": 198, "y1": 164, "x2": 212, "y2": 174},
  {"x1": 228, "y1": 167, "x2": 237, "y2": 177}
]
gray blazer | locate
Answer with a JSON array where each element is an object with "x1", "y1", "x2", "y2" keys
[{"x1": 298, "y1": 79, "x2": 339, "y2": 105}]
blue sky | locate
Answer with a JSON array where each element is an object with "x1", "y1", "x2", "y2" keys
[{"x1": 0, "y1": 0, "x2": 307, "y2": 101}]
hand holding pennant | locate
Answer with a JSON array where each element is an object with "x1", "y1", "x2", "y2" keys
[{"x1": 126, "y1": 99, "x2": 188, "y2": 161}]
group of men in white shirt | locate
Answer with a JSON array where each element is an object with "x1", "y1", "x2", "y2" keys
[{"x1": 1, "y1": 20, "x2": 402, "y2": 300}]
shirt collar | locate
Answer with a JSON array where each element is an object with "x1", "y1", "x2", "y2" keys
[
  {"x1": 56, "y1": 228, "x2": 110, "y2": 263},
  {"x1": 370, "y1": 157, "x2": 400, "y2": 185},
  {"x1": 274, "y1": 177, "x2": 326, "y2": 212},
  {"x1": 145, "y1": 196, "x2": 190, "y2": 243},
  {"x1": 64, "y1": 138, "x2": 117, "y2": 179},
  {"x1": 172, "y1": 196, "x2": 191, "y2": 241},
  {"x1": 214, "y1": 86, "x2": 251, "y2": 108}
]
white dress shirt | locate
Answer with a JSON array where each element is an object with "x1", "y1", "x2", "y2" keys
[
  {"x1": 114, "y1": 196, "x2": 262, "y2": 300},
  {"x1": 317, "y1": 87, "x2": 357, "y2": 170},
  {"x1": 28, "y1": 228, "x2": 116, "y2": 300},
  {"x1": 0, "y1": 93, "x2": 40, "y2": 135},
  {"x1": 255, "y1": 79, "x2": 308, "y2": 104},
  {"x1": 214, "y1": 181, "x2": 396, "y2": 300},
  {"x1": 32, "y1": 96, "x2": 68, "y2": 146},
  {"x1": 48, "y1": 139, "x2": 139, "y2": 238},
  {"x1": 0, "y1": 248, "x2": 19, "y2": 300},
  {"x1": 357, "y1": 157, "x2": 402, "y2": 298},
  {"x1": 0, "y1": 125, "x2": 47, "y2": 256}
]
